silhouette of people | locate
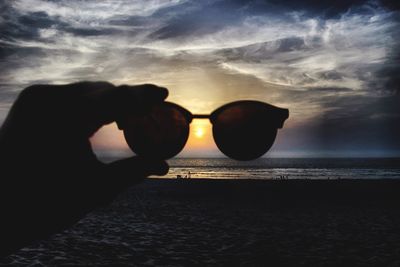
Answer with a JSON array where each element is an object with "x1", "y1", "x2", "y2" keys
[{"x1": 0, "y1": 82, "x2": 169, "y2": 257}]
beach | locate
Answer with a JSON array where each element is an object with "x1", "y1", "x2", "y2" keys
[{"x1": 2, "y1": 178, "x2": 400, "y2": 266}]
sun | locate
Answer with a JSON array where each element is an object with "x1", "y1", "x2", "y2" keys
[{"x1": 194, "y1": 127, "x2": 205, "y2": 138}]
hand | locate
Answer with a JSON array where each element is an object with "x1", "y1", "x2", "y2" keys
[{"x1": 0, "y1": 82, "x2": 169, "y2": 257}]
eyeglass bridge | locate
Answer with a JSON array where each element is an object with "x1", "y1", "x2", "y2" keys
[{"x1": 192, "y1": 114, "x2": 210, "y2": 119}]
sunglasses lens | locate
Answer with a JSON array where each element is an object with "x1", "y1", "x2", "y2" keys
[
  {"x1": 212, "y1": 102, "x2": 279, "y2": 160},
  {"x1": 123, "y1": 103, "x2": 190, "y2": 159}
]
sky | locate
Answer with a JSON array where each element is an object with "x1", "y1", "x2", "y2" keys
[{"x1": 0, "y1": 0, "x2": 400, "y2": 158}]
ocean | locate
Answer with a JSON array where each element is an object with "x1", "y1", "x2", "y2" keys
[{"x1": 162, "y1": 158, "x2": 400, "y2": 179}]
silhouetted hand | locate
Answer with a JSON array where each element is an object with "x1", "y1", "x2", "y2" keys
[{"x1": 0, "y1": 82, "x2": 169, "y2": 257}]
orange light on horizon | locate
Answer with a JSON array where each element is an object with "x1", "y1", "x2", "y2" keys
[
  {"x1": 185, "y1": 119, "x2": 213, "y2": 148},
  {"x1": 91, "y1": 119, "x2": 222, "y2": 158},
  {"x1": 194, "y1": 126, "x2": 205, "y2": 138}
]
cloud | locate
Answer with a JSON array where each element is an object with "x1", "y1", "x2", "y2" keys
[
  {"x1": 213, "y1": 8, "x2": 393, "y2": 89},
  {"x1": 0, "y1": 0, "x2": 399, "y2": 156},
  {"x1": 11, "y1": 0, "x2": 186, "y2": 23}
]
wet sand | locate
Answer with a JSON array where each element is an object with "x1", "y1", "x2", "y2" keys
[{"x1": 2, "y1": 179, "x2": 400, "y2": 266}]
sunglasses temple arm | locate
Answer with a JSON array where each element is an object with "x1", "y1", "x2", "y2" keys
[{"x1": 276, "y1": 108, "x2": 289, "y2": 128}]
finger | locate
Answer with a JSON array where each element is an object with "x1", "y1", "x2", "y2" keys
[
  {"x1": 7, "y1": 82, "x2": 115, "y2": 124},
  {"x1": 116, "y1": 84, "x2": 169, "y2": 103},
  {"x1": 91, "y1": 157, "x2": 168, "y2": 207},
  {"x1": 83, "y1": 84, "x2": 169, "y2": 130},
  {"x1": 22, "y1": 82, "x2": 116, "y2": 100},
  {"x1": 107, "y1": 156, "x2": 169, "y2": 186}
]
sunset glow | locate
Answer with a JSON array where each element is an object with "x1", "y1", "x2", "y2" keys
[
  {"x1": 194, "y1": 127, "x2": 205, "y2": 139},
  {"x1": 186, "y1": 120, "x2": 212, "y2": 148}
]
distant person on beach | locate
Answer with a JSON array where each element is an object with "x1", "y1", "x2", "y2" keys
[{"x1": 0, "y1": 82, "x2": 169, "y2": 257}]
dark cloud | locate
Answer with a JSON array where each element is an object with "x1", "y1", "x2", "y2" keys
[
  {"x1": 0, "y1": 2, "x2": 65, "y2": 41},
  {"x1": 192, "y1": 0, "x2": 368, "y2": 19},
  {"x1": 306, "y1": 90, "x2": 400, "y2": 151},
  {"x1": 372, "y1": 45, "x2": 400, "y2": 95},
  {"x1": 365, "y1": 12, "x2": 400, "y2": 95},
  {"x1": 63, "y1": 27, "x2": 124, "y2": 37},
  {"x1": 18, "y1": 11, "x2": 59, "y2": 28},
  {"x1": 0, "y1": 2, "x2": 135, "y2": 42},
  {"x1": 240, "y1": 0, "x2": 399, "y2": 17},
  {"x1": 277, "y1": 93, "x2": 400, "y2": 154},
  {"x1": 266, "y1": 0, "x2": 366, "y2": 17},
  {"x1": 380, "y1": 0, "x2": 400, "y2": 10}
]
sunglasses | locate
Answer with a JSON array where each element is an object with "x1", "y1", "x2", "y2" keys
[{"x1": 122, "y1": 100, "x2": 289, "y2": 161}]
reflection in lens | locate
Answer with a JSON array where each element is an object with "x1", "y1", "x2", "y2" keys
[
  {"x1": 212, "y1": 102, "x2": 280, "y2": 161},
  {"x1": 123, "y1": 103, "x2": 190, "y2": 159}
]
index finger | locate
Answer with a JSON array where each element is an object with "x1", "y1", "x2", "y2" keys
[
  {"x1": 84, "y1": 83, "x2": 169, "y2": 128},
  {"x1": 117, "y1": 84, "x2": 169, "y2": 103}
]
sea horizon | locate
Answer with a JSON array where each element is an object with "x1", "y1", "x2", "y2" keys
[{"x1": 136, "y1": 157, "x2": 400, "y2": 180}]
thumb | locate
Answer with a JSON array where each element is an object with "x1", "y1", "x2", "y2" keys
[
  {"x1": 92, "y1": 157, "x2": 168, "y2": 207},
  {"x1": 106, "y1": 156, "x2": 169, "y2": 186}
]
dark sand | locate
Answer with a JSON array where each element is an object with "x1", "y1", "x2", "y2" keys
[{"x1": 2, "y1": 179, "x2": 400, "y2": 266}]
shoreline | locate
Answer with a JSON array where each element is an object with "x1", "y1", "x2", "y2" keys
[{"x1": 144, "y1": 177, "x2": 400, "y2": 203}]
